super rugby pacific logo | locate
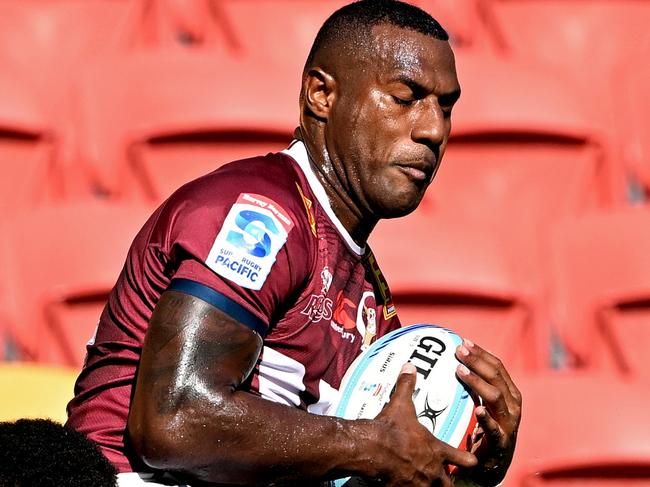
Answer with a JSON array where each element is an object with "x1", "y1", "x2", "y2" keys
[
  {"x1": 206, "y1": 193, "x2": 293, "y2": 291},
  {"x1": 226, "y1": 209, "x2": 280, "y2": 257}
]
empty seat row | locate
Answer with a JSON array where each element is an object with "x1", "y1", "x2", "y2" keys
[
  {"x1": 502, "y1": 371, "x2": 650, "y2": 486},
  {"x1": 372, "y1": 206, "x2": 650, "y2": 381},
  {"x1": 0, "y1": 202, "x2": 154, "y2": 366}
]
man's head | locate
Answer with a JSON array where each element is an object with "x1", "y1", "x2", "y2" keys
[
  {"x1": 0, "y1": 418, "x2": 117, "y2": 486},
  {"x1": 300, "y1": 0, "x2": 460, "y2": 224}
]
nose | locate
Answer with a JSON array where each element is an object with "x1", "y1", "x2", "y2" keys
[{"x1": 410, "y1": 100, "x2": 447, "y2": 150}]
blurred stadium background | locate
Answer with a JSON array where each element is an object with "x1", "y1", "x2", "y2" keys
[{"x1": 0, "y1": 0, "x2": 649, "y2": 484}]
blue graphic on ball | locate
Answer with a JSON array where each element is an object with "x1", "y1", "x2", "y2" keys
[{"x1": 226, "y1": 210, "x2": 280, "y2": 257}]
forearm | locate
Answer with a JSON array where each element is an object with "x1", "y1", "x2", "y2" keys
[{"x1": 134, "y1": 389, "x2": 380, "y2": 485}]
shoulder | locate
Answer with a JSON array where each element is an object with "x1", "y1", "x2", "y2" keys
[
  {"x1": 168, "y1": 152, "x2": 305, "y2": 218},
  {"x1": 153, "y1": 151, "x2": 316, "y2": 252}
]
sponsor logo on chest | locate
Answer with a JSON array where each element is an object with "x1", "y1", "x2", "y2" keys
[{"x1": 301, "y1": 287, "x2": 378, "y2": 346}]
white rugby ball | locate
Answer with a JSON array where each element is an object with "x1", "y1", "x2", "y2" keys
[{"x1": 329, "y1": 324, "x2": 478, "y2": 487}]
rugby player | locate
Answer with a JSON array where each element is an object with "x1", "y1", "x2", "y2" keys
[{"x1": 67, "y1": 1, "x2": 522, "y2": 486}]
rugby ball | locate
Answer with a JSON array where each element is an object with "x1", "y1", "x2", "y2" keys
[{"x1": 329, "y1": 324, "x2": 478, "y2": 486}]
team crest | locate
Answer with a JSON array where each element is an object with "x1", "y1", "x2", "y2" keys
[{"x1": 206, "y1": 193, "x2": 294, "y2": 290}]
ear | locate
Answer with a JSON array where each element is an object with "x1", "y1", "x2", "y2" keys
[{"x1": 302, "y1": 67, "x2": 337, "y2": 120}]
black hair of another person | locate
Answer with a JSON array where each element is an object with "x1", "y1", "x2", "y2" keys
[
  {"x1": 304, "y1": 0, "x2": 449, "y2": 69},
  {"x1": 0, "y1": 418, "x2": 117, "y2": 487}
]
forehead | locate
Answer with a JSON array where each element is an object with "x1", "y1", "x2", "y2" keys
[{"x1": 368, "y1": 23, "x2": 458, "y2": 89}]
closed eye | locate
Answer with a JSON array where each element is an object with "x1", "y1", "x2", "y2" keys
[{"x1": 392, "y1": 95, "x2": 416, "y2": 106}]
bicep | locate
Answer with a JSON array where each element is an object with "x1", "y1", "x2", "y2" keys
[{"x1": 128, "y1": 290, "x2": 263, "y2": 457}]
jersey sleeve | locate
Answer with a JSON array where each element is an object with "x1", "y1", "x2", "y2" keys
[{"x1": 150, "y1": 157, "x2": 316, "y2": 336}]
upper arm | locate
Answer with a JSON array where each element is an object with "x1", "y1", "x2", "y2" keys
[
  {"x1": 127, "y1": 170, "x2": 315, "y2": 467},
  {"x1": 127, "y1": 290, "x2": 263, "y2": 466},
  {"x1": 154, "y1": 173, "x2": 316, "y2": 338}
]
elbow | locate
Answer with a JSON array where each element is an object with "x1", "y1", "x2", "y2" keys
[
  {"x1": 127, "y1": 391, "x2": 236, "y2": 474},
  {"x1": 127, "y1": 407, "x2": 197, "y2": 472},
  {"x1": 127, "y1": 414, "x2": 180, "y2": 470}
]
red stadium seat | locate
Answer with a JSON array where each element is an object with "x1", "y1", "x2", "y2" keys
[
  {"x1": 153, "y1": 0, "x2": 506, "y2": 78},
  {"x1": 489, "y1": 0, "x2": 650, "y2": 106},
  {"x1": 0, "y1": 202, "x2": 153, "y2": 367},
  {"x1": 123, "y1": 0, "x2": 232, "y2": 52},
  {"x1": 370, "y1": 206, "x2": 546, "y2": 371},
  {"x1": 0, "y1": 1, "x2": 143, "y2": 203},
  {"x1": 547, "y1": 208, "x2": 650, "y2": 379},
  {"x1": 0, "y1": 294, "x2": 12, "y2": 361},
  {"x1": 424, "y1": 52, "x2": 622, "y2": 280},
  {"x1": 0, "y1": 1, "x2": 134, "y2": 69},
  {"x1": 503, "y1": 372, "x2": 650, "y2": 487},
  {"x1": 612, "y1": 35, "x2": 650, "y2": 200},
  {"x1": 412, "y1": 0, "x2": 507, "y2": 51},
  {"x1": 76, "y1": 50, "x2": 296, "y2": 203},
  {"x1": 236, "y1": 0, "x2": 502, "y2": 52},
  {"x1": 0, "y1": 72, "x2": 63, "y2": 211}
]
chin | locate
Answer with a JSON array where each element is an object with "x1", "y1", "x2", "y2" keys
[
  {"x1": 381, "y1": 206, "x2": 418, "y2": 219},
  {"x1": 377, "y1": 194, "x2": 423, "y2": 219},
  {"x1": 370, "y1": 179, "x2": 427, "y2": 219}
]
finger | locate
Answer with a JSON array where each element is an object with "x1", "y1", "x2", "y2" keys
[
  {"x1": 475, "y1": 406, "x2": 505, "y2": 447},
  {"x1": 499, "y1": 366, "x2": 522, "y2": 413},
  {"x1": 456, "y1": 340, "x2": 507, "y2": 387},
  {"x1": 455, "y1": 341, "x2": 518, "y2": 412},
  {"x1": 442, "y1": 442, "x2": 478, "y2": 469},
  {"x1": 456, "y1": 363, "x2": 510, "y2": 422},
  {"x1": 441, "y1": 473, "x2": 456, "y2": 487},
  {"x1": 466, "y1": 339, "x2": 521, "y2": 406},
  {"x1": 461, "y1": 339, "x2": 522, "y2": 405},
  {"x1": 387, "y1": 363, "x2": 418, "y2": 406},
  {"x1": 471, "y1": 423, "x2": 485, "y2": 447},
  {"x1": 459, "y1": 341, "x2": 522, "y2": 428}
]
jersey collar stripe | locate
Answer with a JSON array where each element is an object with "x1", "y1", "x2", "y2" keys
[
  {"x1": 282, "y1": 140, "x2": 364, "y2": 256},
  {"x1": 168, "y1": 278, "x2": 267, "y2": 336}
]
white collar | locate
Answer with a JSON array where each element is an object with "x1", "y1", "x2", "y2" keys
[{"x1": 282, "y1": 140, "x2": 365, "y2": 256}]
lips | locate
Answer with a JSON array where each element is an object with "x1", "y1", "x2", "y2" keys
[{"x1": 396, "y1": 160, "x2": 435, "y2": 183}]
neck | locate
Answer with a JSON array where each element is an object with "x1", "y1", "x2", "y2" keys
[{"x1": 294, "y1": 125, "x2": 377, "y2": 246}]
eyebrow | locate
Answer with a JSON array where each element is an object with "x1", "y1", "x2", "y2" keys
[
  {"x1": 393, "y1": 75, "x2": 461, "y2": 105},
  {"x1": 394, "y1": 75, "x2": 429, "y2": 97}
]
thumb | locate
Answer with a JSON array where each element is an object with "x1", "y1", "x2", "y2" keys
[{"x1": 389, "y1": 362, "x2": 418, "y2": 404}]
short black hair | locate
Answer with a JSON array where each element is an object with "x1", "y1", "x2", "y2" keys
[
  {"x1": 305, "y1": 0, "x2": 449, "y2": 69},
  {"x1": 0, "y1": 418, "x2": 117, "y2": 486}
]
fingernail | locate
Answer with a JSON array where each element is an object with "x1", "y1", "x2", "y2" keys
[
  {"x1": 464, "y1": 338, "x2": 475, "y2": 349},
  {"x1": 457, "y1": 364, "x2": 470, "y2": 376},
  {"x1": 476, "y1": 406, "x2": 486, "y2": 417},
  {"x1": 401, "y1": 363, "x2": 416, "y2": 375},
  {"x1": 459, "y1": 346, "x2": 470, "y2": 357}
]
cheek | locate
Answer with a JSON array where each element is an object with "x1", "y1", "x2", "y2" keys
[{"x1": 355, "y1": 93, "x2": 404, "y2": 140}]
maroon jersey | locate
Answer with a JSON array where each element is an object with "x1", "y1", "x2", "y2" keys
[{"x1": 66, "y1": 140, "x2": 401, "y2": 472}]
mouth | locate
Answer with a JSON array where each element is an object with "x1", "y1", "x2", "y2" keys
[{"x1": 395, "y1": 160, "x2": 435, "y2": 184}]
